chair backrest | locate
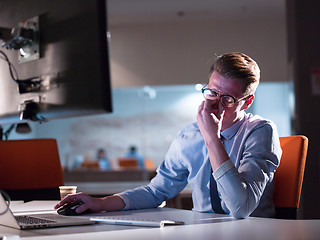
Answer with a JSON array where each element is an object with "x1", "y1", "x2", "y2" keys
[
  {"x1": 144, "y1": 158, "x2": 155, "y2": 171},
  {"x1": 0, "y1": 139, "x2": 64, "y2": 201},
  {"x1": 118, "y1": 157, "x2": 138, "y2": 169},
  {"x1": 81, "y1": 160, "x2": 100, "y2": 170},
  {"x1": 274, "y1": 135, "x2": 308, "y2": 219}
]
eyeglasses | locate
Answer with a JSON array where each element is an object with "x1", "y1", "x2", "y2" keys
[{"x1": 201, "y1": 84, "x2": 249, "y2": 108}]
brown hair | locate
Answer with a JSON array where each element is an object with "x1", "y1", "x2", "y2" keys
[{"x1": 209, "y1": 52, "x2": 260, "y2": 96}]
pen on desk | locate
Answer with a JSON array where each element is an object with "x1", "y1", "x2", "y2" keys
[
  {"x1": 90, "y1": 217, "x2": 162, "y2": 227},
  {"x1": 90, "y1": 217, "x2": 184, "y2": 228}
]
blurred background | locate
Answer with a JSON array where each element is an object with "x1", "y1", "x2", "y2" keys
[
  {"x1": 8, "y1": 0, "x2": 289, "y2": 168},
  {"x1": 4, "y1": 0, "x2": 320, "y2": 219}
]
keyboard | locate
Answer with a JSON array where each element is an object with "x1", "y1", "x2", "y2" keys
[
  {"x1": 15, "y1": 215, "x2": 56, "y2": 225},
  {"x1": 90, "y1": 216, "x2": 184, "y2": 227}
]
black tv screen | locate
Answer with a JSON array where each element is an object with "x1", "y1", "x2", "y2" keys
[{"x1": 0, "y1": 0, "x2": 112, "y2": 125}]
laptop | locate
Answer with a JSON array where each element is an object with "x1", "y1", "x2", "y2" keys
[{"x1": 0, "y1": 194, "x2": 94, "y2": 230}]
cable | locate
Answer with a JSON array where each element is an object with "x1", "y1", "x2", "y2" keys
[
  {"x1": 0, "y1": 190, "x2": 11, "y2": 216},
  {"x1": 0, "y1": 50, "x2": 41, "y2": 94},
  {"x1": 0, "y1": 50, "x2": 19, "y2": 83},
  {"x1": 4, "y1": 124, "x2": 15, "y2": 140},
  {"x1": 0, "y1": 50, "x2": 40, "y2": 83}
]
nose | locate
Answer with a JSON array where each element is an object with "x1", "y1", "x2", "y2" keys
[
  {"x1": 208, "y1": 94, "x2": 221, "y2": 103},
  {"x1": 206, "y1": 95, "x2": 227, "y2": 110},
  {"x1": 205, "y1": 95, "x2": 220, "y2": 107}
]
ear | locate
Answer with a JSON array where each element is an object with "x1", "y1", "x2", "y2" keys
[{"x1": 242, "y1": 95, "x2": 254, "y2": 110}]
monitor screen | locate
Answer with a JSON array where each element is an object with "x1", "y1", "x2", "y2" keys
[{"x1": 0, "y1": 0, "x2": 112, "y2": 125}]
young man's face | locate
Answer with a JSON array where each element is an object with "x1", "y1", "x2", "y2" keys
[{"x1": 207, "y1": 71, "x2": 252, "y2": 130}]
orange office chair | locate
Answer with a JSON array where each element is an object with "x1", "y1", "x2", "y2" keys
[
  {"x1": 144, "y1": 159, "x2": 155, "y2": 171},
  {"x1": 118, "y1": 157, "x2": 139, "y2": 169},
  {"x1": 274, "y1": 135, "x2": 308, "y2": 219},
  {"x1": 81, "y1": 160, "x2": 100, "y2": 170},
  {"x1": 0, "y1": 139, "x2": 64, "y2": 201}
]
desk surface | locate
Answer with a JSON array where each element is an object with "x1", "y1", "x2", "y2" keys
[{"x1": 1, "y1": 201, "x2": 320, "y2": 240}]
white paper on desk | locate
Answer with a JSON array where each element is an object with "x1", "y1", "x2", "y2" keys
[{"x1": 10, "y1": 200, "x2": 59, "y2": 215}]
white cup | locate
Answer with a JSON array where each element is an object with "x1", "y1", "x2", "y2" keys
[{"x1": 59, "y1": 186, "x2": 77, "y2": 200}]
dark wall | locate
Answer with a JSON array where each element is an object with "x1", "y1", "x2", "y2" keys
[{"x1": 287, "y1": 0, "x2": 320, "y2": 219}]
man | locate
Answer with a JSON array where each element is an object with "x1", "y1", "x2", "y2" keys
[{"x1": 55, "y1": 52, "x2": 282, "y2": 219}]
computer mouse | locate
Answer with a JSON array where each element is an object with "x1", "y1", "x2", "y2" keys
[{"x1": 57, "y1": 201, "x2": 84, "y2": 216}]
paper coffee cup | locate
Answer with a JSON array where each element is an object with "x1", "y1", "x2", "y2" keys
[{"x1": 59, "y1": 186, "x2": 77, "y2": 199}]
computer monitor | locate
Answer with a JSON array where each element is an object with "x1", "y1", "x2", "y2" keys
[{"x1": 0, "y1": 0, "x2": 112, "y2": 125}]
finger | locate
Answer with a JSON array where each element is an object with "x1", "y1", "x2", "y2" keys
[
  {"x1": 198, "y1": 101, "x2": 205, "y2": 112},
  {"x1": 74, "y1": 195, "x2": 96, "y2": 213},
  {"x1": 54, "y1": 197, "x2": 69, "y2": 209},
  {"x1": 75, "y1": 203, "x2": 90, "y2": 213},
  {"x1": 54, "y1": 192, "x2": 82, "y2": 209},
  {"x1": 218, "y1": 110, "x2": 225, "y2": 129},
  {"x1": 197, "y1": 102, "x2": 205, "y2": 122},
  {"x1": 220, "y1": 110, "x2": 225, "y2": 120},
  {"x1": 54, "y1": 198, "x2": 71, "y2": 209},
  {"x1": 203, "y1": 98, "x2": 214, "y2": 111}
]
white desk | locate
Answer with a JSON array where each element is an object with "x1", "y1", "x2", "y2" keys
[{"x1": 1, "y1": 201, "x2": 320, "y2": 240}]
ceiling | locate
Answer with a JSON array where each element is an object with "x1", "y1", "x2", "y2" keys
[{"x1": 107, "y1": 0, "x2": 285, "y2": 25}]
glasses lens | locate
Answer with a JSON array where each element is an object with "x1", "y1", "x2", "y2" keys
[
  {"x1": 202, "y1": 89, "x2": 236, "y2": 107},
  {"x1": 202, "y1": 89, "x2": 217, "y2": 100},
  {"x1": 221, "y1": 96, "x2": 235, "y2": 107}
]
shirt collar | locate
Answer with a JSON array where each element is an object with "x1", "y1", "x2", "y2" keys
[{"x1": 221, "y1": 115, "x2": 245, "y2": 141}]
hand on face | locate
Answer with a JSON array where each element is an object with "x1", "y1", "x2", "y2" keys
[{"x1": 197, "y1": 98, "x2": 225, "y2": 140}]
